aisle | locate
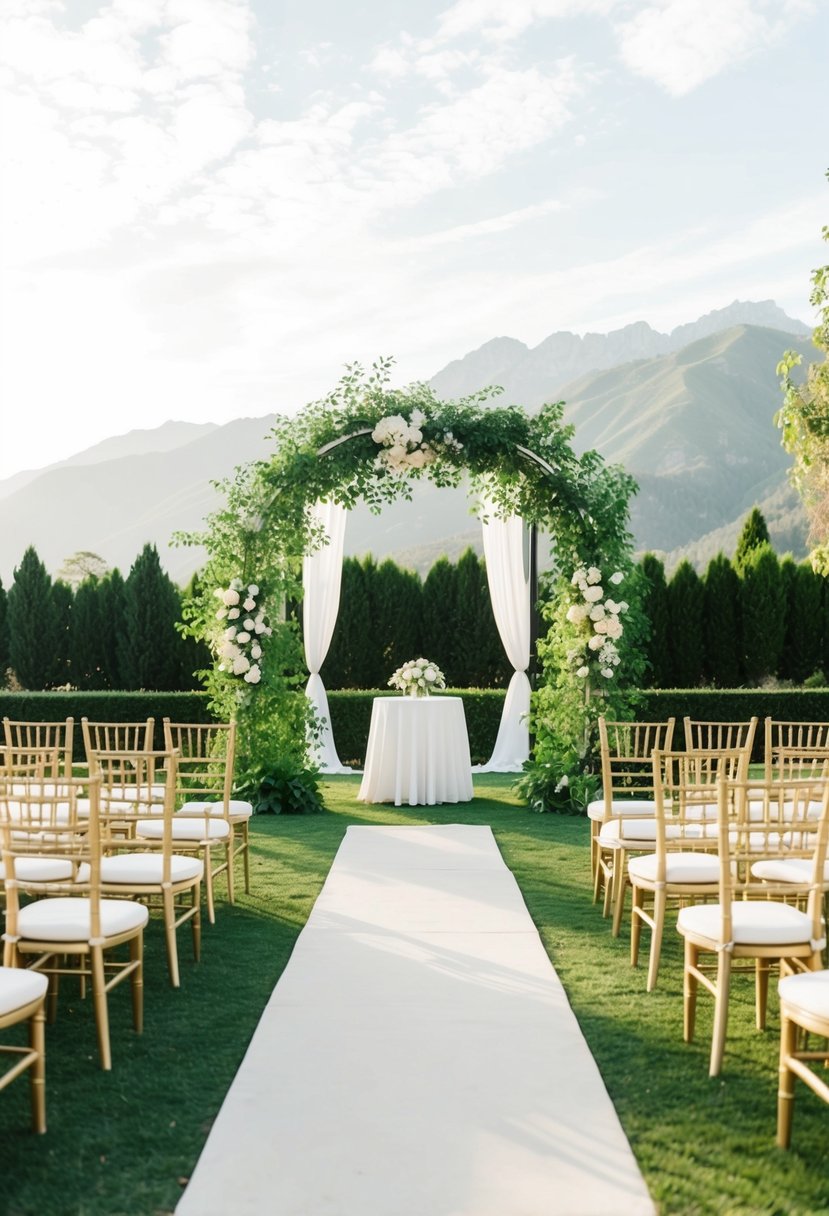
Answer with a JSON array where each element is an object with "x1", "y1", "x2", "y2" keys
[{"x1": 177, "y1": 825, "x2": 654, "y2": 1216}]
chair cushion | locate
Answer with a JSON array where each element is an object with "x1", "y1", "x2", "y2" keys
[
  {"x1": 0, "y1": 966, "x2": 49, "y2": 1017},
  {"x1": 587, "y1": 799, "x2": 655, "y2": 823},
  {"x1": 677, "y1": 900, "x2": 821, "y2": 947},
  {"x1": 751, "y1": 857, "x2": 829, "y2": 884},
  {"x1": 176, "y1": 800, "x2": 252, "y2": 820},
  {"x1": 599, "y1": 817, "x2": 658, "y2": 844},
  {"x1": 778, "y1": 969, "x2": 829, "y2": 1021},
  {"x1": 136, "y1": 818, "x2": 230, "y2": 841},
  {"x1": 0, "y1": 857, "x2": 75, "y2": 882},
  {"x1": 628, "y1": 852, "x2": 721, "y2": 885},
  {"x1": 16, "y1": 897, "x2": 149, "y2": 942},
  {"x1": 77, "y1": 854, "x2": 204, "y2": 884}
]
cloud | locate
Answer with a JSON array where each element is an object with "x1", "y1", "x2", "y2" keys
[
  {"x1": 434, "y1": 0, "x2": 617, "y2": 44},
  {"x1": 615, "y1": 0, "x2": 815, "y2": 96}
]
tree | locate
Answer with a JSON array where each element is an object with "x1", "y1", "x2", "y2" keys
[
  {"x1": 734, "y1": 507, "x2": 772, "y2": 573},
  {"x1": 118, "y1": 544, "x2": 183, "y2": 690},
  {"x1": 178, "y1": 573, "x2": 214, "y2": 690},
  {"x1": 57, "y1": 550, "x2": 109, "y2": 589},
  {"x1": 422, "y1": 557, "x2": 458, "y2": 683},
  {"x1": 667, "y1": 560, "x2": 704, "y2": 687},
  {"x1": 0, "y1": 577, "x2": 9, "y2": 683},
  {"x1": 71, "y1": 576, "x2": 106, "y2": 690},
  {"x1": 7, "y1": 546, "x2": 60, "y2": 688},
  {"x1": 776, "y1": 171, "x2": 829, "y2": 570},
  {"x1": 740, "y1": 543, "x2": 786, "y2": 684},
  {"x1": 637, "y1": 553, "x2": 671, "y2": 687},
  {"x1": 780, "y1": 559, "x2": 823, "y2": 683},
  {"x1": 322, "y1": 557, "x2": 374, "y2": 688},
  {"x1": 51, "y1": 580, "x2": 73, "y2": 687},
  {"x1": 98, "y1": 568, "x2": 126, "y2": 688},
  {"x1": 374, "y1": 559, "x2": 422, "y2": 678},
  {"x1": 702, "y1": 553, "x2": 741, "y2": 687}
]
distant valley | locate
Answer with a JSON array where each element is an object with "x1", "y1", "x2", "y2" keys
[{"x1": 0, "y1": 299, "x2": 816, "y2": 585}]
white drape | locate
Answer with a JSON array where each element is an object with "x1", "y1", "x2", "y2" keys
[
  {"x1": 478, "y1": 505, "x2": 531, "y2": 772},
  {"x1": 303, "y1": 500, "x2": 353, "y2": 773}
]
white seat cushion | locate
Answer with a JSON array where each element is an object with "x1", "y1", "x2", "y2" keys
[
  {"x1": 677, "y1": 900, "x2": 821, "y2": 947},
  {"x1": 778, "y1": 969, "x2": 829, "y2": 1020},
  {"x1": 176, "y1": 799, "x2": 252, "y2": 820},
  {"x1": 628, "y1": 852, "x2": 721, "y2": 885},
  {"x1": 0, "y1": 966, "x2": 49, "y2": 1017},
  {"x1": 751, "y1": 857, "x2": 829, "y2": 884},
  {"x1": 587, "y1": 798, "x2": 656, "y2": 823},
  {"x1": 136, "y1": 817, "x2": 231, "y2": 841},
  {"x1": 75, "y1": 854, "x2": 204, "y2": 884},
  {"x1": 0, "y1": 857, "x2": 75, "y2": 882},
  {"x1": 17, "y1": 897, "x2": 149, "y2": 942}
]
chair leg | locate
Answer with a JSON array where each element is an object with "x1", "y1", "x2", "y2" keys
[
  {"x1": 612, "y1": 855, "x2": 628, "y2": 938},
  {"x1": 225, "y1": 839, "x2": 235, "y2": 905},
  {"x1": 192, "y1": 883, "x2": 202, "y2": 963},
  {"x1": 163, "y1": 889, "x2": 180, "y2": 989},
  {"x1": 241, "y1": 822, "x2": 250, "y2": 894},
  {"x1": 684, "y1": 940, "x2": 699, "y2": 1043},
  {"x1": 91, "y1": 947, "x2": 112, "y2": 1071},
  {"x1": 755, "y1": 958, "x2": 770, "y2": 1031},
  {"x1": 204, "y1": 845, "x2": 216, "y2": 924},
  {"x1": 776, "y1": 1012, "x2": 797, "y2": 1149},
  {"x1": 131, "y1": 933, "x2": 144, "y2": 1035},
  {"x1": 47, "y1": 965, "x2": 60, "y2": 1024},
  {"x1": 630, "y1": 884, "x2": 643, "y2": 968},
  {"x1": 709, "y1": 950, "x2": 732, "y2": 1077},
  {"x1": 646, "y1": 889, "x2": 666, "y2": 993},
  {"x1": 29, "y1": 1002, "x2": 46, "y2": 1134}
]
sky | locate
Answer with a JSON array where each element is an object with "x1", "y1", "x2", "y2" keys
[{"x1": 0, "y1": 0, "x2": 827, "y2": 482}]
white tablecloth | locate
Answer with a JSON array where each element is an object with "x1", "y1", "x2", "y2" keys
[{"x1": 357, "y1": 696, "x2": 474, "y2": 807}]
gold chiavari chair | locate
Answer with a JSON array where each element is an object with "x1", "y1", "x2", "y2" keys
[
  {"x1": 683, "y1": 717, "x2": 758, "y2": 757},
  {"x1": 629, "y1": 748, "x2": 748, "y2": 991},
  {"x1": 86, "y1": 748, "x2": 202, "y2": 988},
  {"x1": 0, "y1": 966, "x2": 49, "y2": 1133},
  {"x1": 776, "y1": 968, "x2": 829, "y2": 1148},
  {"x1": 765, "y1": 718, "x2": 829, "y2": 780},
  {"x1": 677, "y1": 773, "x2": 829, "y2": 1077},
  {"x1": 591, "y1": 717, "x2": 676, "y2": 936},
  {"x1": 0, "y1": 772, "x2": 148, "y2": 1071},
  {"x1": 3, "y1": 717, "x2": 74, "y2": 777}
]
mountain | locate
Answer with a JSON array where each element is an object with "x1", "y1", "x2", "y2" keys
[
  {"x1": 0, "y1": 302, "x2": 816, "y2": 585},
  {"x1": 430, "y1": 300, "x2": 809, "y2": 409}
]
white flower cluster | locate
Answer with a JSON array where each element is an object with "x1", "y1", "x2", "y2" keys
[
  {"x1": 213, "y1": 579, "x2": 272, "y2": 685},
  {"x1": 565, "y1": 566, "x2": 628, "y2": 681},
  {"x1": 388, "y1": 657, "x2": 446, "y2": 696},
  {"x1": 371, "y1": 409, "x2": 463, "y2": 474}
]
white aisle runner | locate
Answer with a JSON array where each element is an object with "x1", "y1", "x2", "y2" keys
[{"x1": 177, "y1": 825, "x2": 655, "y2": 1216}]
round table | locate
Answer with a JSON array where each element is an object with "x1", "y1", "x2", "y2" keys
[{"x1": 357, "y1": 696, "x2": 474, "y2": 807}]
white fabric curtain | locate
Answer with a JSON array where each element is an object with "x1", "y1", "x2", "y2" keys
[
  {"x1": 303, "y1": 500, "x2": 353, "y2": 773},
  {"x1": 478, "y1": 504, "x2": 531, "y2": 772}
]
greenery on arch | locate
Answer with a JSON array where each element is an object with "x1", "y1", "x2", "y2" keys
[{"x1": 177, "y1": 358, "x2": 644, "y2": 813}]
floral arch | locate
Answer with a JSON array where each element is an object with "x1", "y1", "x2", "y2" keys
[{"x1": 179, "y1": 359, "x2": 642, "y2": 812}]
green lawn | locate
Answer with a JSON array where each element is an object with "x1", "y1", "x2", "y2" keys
[{"x1": 1, "y1": 775, "x2": 828, "y2": 1216}]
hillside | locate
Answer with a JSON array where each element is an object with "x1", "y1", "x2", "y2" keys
[{"x1": 0, "y1": 305, "x2": 816, "y2": 585}]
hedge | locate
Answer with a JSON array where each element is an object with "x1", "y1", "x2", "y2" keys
[{"x1": 6, "y1": 686, "x2": 829, "y2": 768}]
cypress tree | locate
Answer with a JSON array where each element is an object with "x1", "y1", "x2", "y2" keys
[
  {"x1": 8, "y1": 546, "x2": 59, "y2": 689},
  {"x1": 178, "y1": 573, "x2": 213, "y2": 690},
  {"x1": 702, "y1": 553, "x2": 741, "y2": 687},
  {"x1": 740, "y1": 543, "x2": 786, "y2": 684},
  {"x1": 358, "y1": 555, "x2": 386, "y2": 688},
  {"x1": 71, "y1": 576, "x2": 106, "y2": 690},
  {"x1": 118, "y1": 544, "x2": 183, "y2": 690},
  {"x1": 454, "y1": 549, "x2": 495, "y2": 687},
  {"x1": 637, "y1": 553, "x2": 671, "y2": 687},
  {"x1": 51, "y1": 579, "x2": 73, "y2": 687},
  {"x1": 0, "y1": 577, "x2": 9, "y2": 683},
  {"x1": 667, "y1": 560, "x2": 704, "y2": 687},
  {"x1": 99, "y1": 568, "x2": 126, "y2": 688},
  {"x1": 321, "y1": 558, "x2": 373, "y2": 689},
  {"x1": 374, "y1": 559, "x2": 422, "y2": 678},
  {"x1": 735, "y1": 507, "x2": 772, "y2": 573},
  {"x1": 422, "y1": 557, "x2": 458, "y2": 683},
  {"x1": 782, "y1": 561, "x2": 823, "y2": 683}
]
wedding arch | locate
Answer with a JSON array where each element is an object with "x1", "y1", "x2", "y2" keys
[{"x1": 179, "y1": 358, "x2": 641, "y2": 811}]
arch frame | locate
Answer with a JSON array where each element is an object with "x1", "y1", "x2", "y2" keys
[{"x1": 178, "y1": 359, "x2": 642, "y2": 811}]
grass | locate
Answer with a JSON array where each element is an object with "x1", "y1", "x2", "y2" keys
[{"x1": 1, "y1": 774, "x2": 828, "y2": 1215}]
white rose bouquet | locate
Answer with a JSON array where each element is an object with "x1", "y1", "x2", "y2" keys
[
  {"x1": 371, "y1": 409, "x2": 463, "y2": 475},
  {"x1": 388, "y1": 658, "x2": 446, "y2": 697},
  {"x1": 565, "y1": 566, "x2": 628, "y2": 682},
  {"x1": 213, "y1": 578, "x2": 272, "y2": 685}
]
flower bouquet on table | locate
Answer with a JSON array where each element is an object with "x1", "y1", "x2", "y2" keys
[{"x1": 388, "y1": 658, "x2": 446, "y2": 698}]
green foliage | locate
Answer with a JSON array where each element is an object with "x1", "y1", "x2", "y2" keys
[
  {"x1": 734, "y1": 507, "x2": 771, "y2": 572},
  {"x1": 740, "y1": 542, "x2": 786, "y2": 683},
  {"x1": 321, "y1": 557, "x2": 373, "y2": 688},
  {"x1": 51, "y1": 580, "x2": 73, "y2": 687},
  {"x1": 667, "y1": 560, "x2": 704, "y2": 687},
  {"x1": 237, "y1": 763, "x2": 323, "y2": 815},
  {"x1": 781, "y1": 559, "x2": 823, "y2": 683},
  {"x1": 374, "y1": 558, "x2": 422, "y2": 675},
  {"x1": 119, "y1": 544, "x2": 184, "y2": 690},
  {"x1": 637, "y1": 553, "x2": 671, "y2": 687},
  {"x1": 421, "y1": 556, "x2": 458, "y2": 680},
  {"x1": 176, "y1": 359, "x2": 640, "y2": 803},
  {"x1": 776, "y1": 171, "x2": 829, "y2": 571},
  {"x1": 71, "y1": 577, "x2": 106, "y2": 689},
  {"x1": 98, "y1": 568, "x2": 126, "y2": 689},
  {"x1": 8, "y1": 546, "x2": 59, "y2": 689},
  {"x1": 702, "y1": 553, "x2": 741, "y2": 686},
  {"x1": 514, "y1": 747, "x2": 600, "y2": 814},
  {"x1": 0, "y1": 577, "x2": 8, "y2": 682}
]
